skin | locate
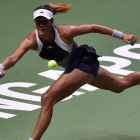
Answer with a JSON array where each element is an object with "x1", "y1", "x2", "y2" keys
[{"x1": 0, "y1": 16, "x2": 138, "y2": 140}]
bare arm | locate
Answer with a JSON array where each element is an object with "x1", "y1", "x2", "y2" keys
[
  {"x1": 67, "y1": 24, "x2": 113, "y2": 37},
  {"x1": 65, "y1": 24, "x2": 137, "y2": 45},
  {"x1": 2, "y1": 38, "x2": 31, "y2": 70},
  {"x1": 0, "y1": 31, "x2": 37, "y2": 77}
]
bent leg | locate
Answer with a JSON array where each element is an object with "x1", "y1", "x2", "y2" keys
[
  {"x1": 89, "y1": 66, "x2": 140, "y2": 93},
  {"x1": 31, "y1": 69, "x2": 94, "y2": 140}
]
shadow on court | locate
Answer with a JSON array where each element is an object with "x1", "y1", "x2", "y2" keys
[{"x1": 79, "y1": 134, "x2": 140, "y2": 140}]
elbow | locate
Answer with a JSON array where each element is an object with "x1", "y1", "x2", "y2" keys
[{"x1": 92, "y1": 24, "x2": 100, "y2": 33}]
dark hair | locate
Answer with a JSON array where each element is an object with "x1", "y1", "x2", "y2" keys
[{"x1": 34, "y1": 3, "x2": 71, "y2": 15}]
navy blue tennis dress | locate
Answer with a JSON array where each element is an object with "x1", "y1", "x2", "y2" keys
[{"x1": 35, "y1": 26, "x2": 100, "y2": 77}]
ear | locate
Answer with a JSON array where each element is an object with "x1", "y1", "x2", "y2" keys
[
  {"x1": 33, "y1": 21, "x2": 36, "y2": 27},
  {"x1": 51, "y1": 18, "x2": 54, "y2": 24}
]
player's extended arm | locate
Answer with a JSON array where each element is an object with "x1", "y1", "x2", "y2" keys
[{"x1": 0, "y1": 36, "x2": 36, "y2": 77}]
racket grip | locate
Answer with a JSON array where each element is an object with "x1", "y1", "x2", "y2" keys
[{"x1": 0, "y1": 72, "x2": 2, "y2": 76}]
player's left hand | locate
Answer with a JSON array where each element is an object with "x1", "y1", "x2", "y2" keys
[{"x1": 122, "y1": 34, "x2": 137, "y2": 46}]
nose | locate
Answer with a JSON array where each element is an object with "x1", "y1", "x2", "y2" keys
[
  {"x1": 39, "y1": 22, "x2": 45, "y2": 28},
  {"x1": 40, "y1": 23, "x2": 44, "y2": 27}
]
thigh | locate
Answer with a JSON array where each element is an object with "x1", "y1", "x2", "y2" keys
[
  {"x1": 44, "y1": 69, "x2": 94, "y2": 103},
  {"x1": 88, "y1": 66, "x2": 125, "y2": 92}
]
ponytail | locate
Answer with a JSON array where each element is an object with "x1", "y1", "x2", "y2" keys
[
  {"x1": 43, "y1": 3, "x2": 71, "y2": 15},
  {"x1": 34, "y1": 3, "x2": 71, "y2": 15}
]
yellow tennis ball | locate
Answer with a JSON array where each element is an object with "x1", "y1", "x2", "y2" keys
[{"x1": 48, "y1": 60, "x2": 57, "y2": 68}]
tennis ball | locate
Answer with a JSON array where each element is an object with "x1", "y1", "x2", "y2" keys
[{"x1": 48, "y1": 60, "x2": 57, "y2": 68}]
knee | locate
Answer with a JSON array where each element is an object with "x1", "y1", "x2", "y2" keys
[
  {"x1": 41, "y1": 93, "x2": 56, "y2": 107},
  {"x1": 111, "y1": 80, "x2": 126, "y2": 94}
]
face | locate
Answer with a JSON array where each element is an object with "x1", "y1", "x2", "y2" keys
[{"x1": 34, "y1": 16, "x2": 53, "y2": 35}]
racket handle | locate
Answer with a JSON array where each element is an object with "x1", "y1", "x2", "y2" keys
[{"x1": 0, "y1": 72, "x2": 2, "y2": 76}]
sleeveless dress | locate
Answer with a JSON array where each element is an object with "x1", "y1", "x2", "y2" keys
[{"x1": 35, "y1": 26, "x2": 100, "y2": 77}]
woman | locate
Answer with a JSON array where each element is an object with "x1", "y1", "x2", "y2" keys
[{"x1": 0, "y1": 3, "x2": 138, "y2": 140}]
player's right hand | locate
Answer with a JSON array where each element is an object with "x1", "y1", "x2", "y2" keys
[{"x1": 0, "y1": 68, "x2": 5, "y2": 78}]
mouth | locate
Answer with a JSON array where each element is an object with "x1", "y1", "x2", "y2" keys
[{"x1": 39, "y1": 28, "x2": 45, "y2": 31}]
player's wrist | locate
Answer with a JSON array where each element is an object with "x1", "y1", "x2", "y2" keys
[
  {"x1": 0, "y1": 64, "x2": 5, "y2": 70},
  {"x1": 112, "y1": 29, "x2": 123, "y2": 39},
  {"x1": 29, "y1": 138, "x2": 34, "y2": 140}
]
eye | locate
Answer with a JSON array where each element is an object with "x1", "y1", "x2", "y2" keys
[
  {"x1": 35, "y1": 19, "x2": 49, "y2": 25},
  {"x1": 36, "y1": 20, "x2": 41, "y2": 25},
  {"x1": 43, "y1": 20, "x2": 49, "y2": 24}
]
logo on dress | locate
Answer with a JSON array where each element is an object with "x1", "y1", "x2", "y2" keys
[{"x1": 47, "y1": 45, "x2": 53, "y2": 49}]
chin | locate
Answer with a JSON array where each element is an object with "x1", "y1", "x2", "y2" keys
[{"x1": 38, "y1": 31, "x2": 46, "y2": 35}]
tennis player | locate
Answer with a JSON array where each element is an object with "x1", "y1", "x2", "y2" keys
[{"x1": 0, "y1": 3, "x2": 138, "y2": 140}]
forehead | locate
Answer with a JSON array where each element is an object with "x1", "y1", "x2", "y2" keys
[{"x1": 35, "y1": 16, "x2": 49, "y2": 21}]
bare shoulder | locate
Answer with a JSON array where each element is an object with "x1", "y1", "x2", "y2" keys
[
  {"x1": 54, "y1": 25, "x2": 73, "y2": 36},
  {"x1": 54, "y1": 24, "x2": 96, "y2": 38},
  {"x1": 54, "y1": 25, "x2": 76, "y2": 42},
  {"x1": 21, "y1": 30, "x2": 38, "y2": 51}
]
